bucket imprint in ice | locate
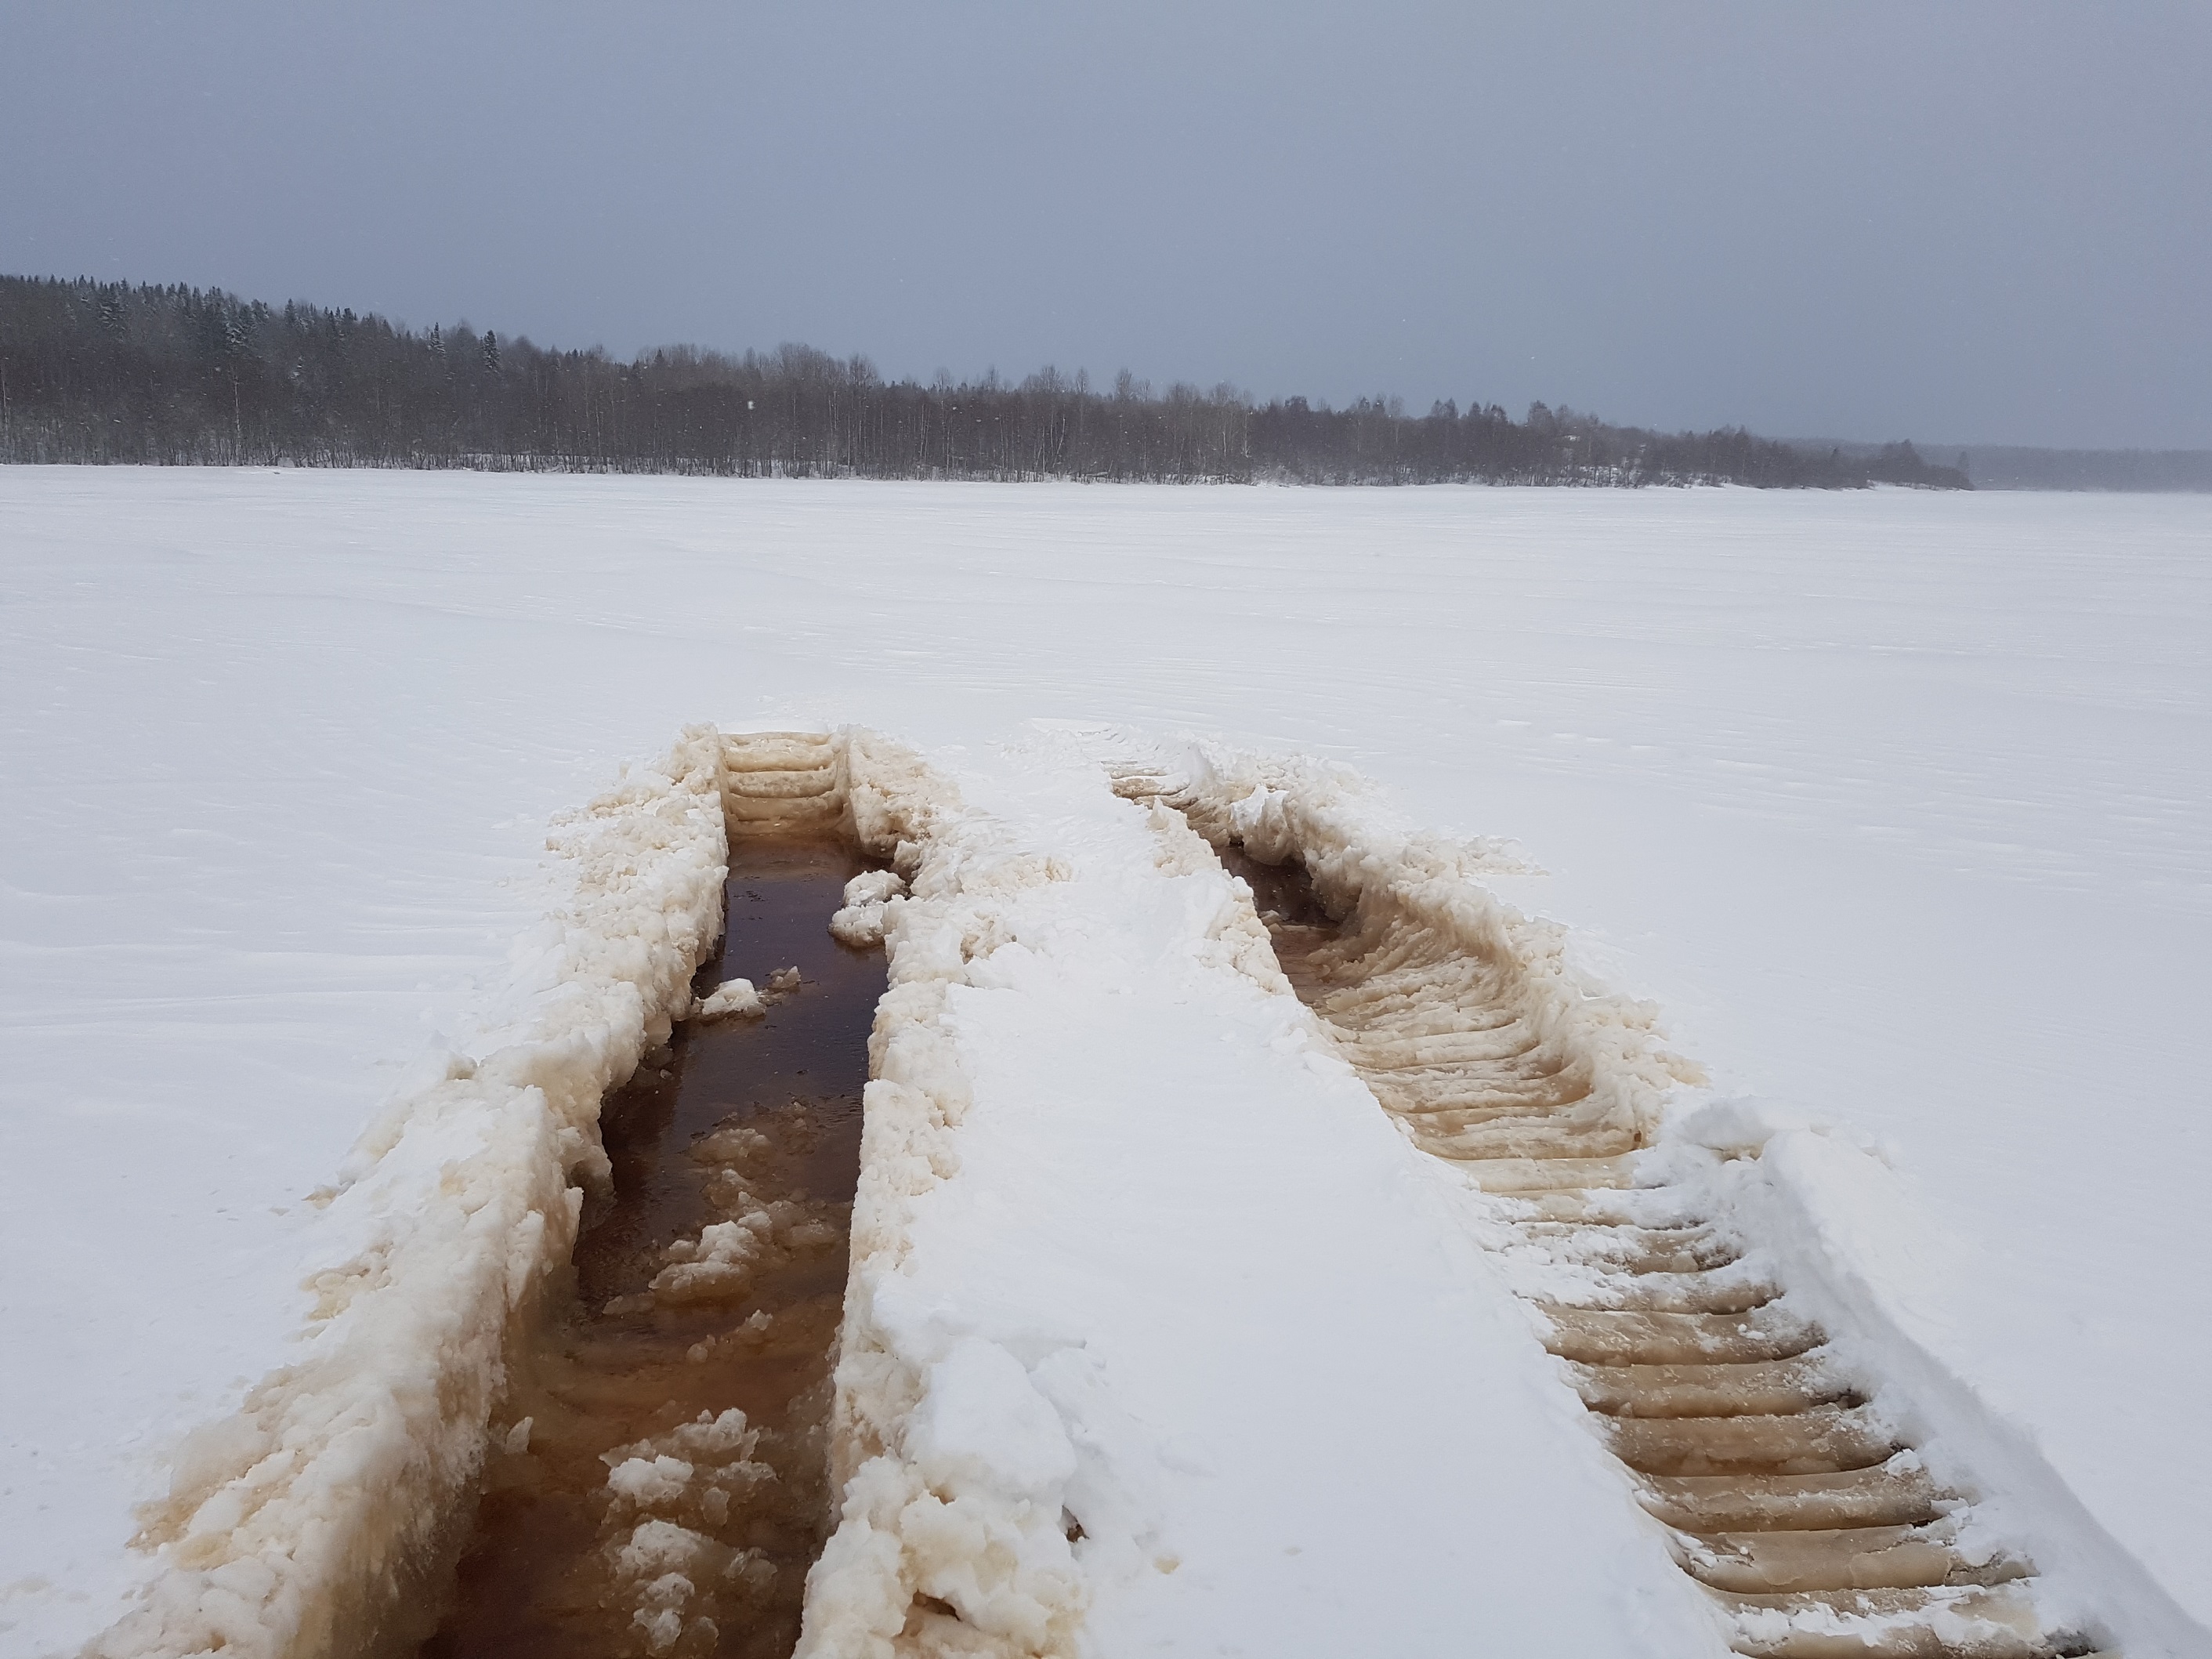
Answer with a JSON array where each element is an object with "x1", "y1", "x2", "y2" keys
[
  {"x1": 1111, "y1": 762, "x2": 2117, "y2": 1659},
  {"x1": 421, "y1": 820, "x2": 886, "y2": 1659}
]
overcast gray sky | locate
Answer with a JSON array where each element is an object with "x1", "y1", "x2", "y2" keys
[{"x1": 3, "y1": 2, "x2": 2206, "y2": 447}]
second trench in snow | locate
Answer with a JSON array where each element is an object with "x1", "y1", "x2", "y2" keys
[{"x1": 1193, "y1": 813, "x2": 2108, "y2": 1659}]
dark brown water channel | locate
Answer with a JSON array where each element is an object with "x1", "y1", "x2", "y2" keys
[{"x1": 422, "y1": 838, "x2": 885, "y2": 1659}]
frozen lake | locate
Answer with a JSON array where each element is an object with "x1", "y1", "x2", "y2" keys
[{"x1": 2, "y1": 469, "x2": 2206, "y2": 1653}]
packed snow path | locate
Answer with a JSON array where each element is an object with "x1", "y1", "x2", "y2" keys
[{"x1": 1106, "y1": 758, "x2": 2119, "y2": 1659}]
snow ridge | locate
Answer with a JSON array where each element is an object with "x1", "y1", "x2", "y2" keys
[
  {"x1": 795, "y1": 733, "x2": 1093, "y2": 1659},
  {"x1": 88, "y1": 727, "x2": 732, "y2": 1659}
]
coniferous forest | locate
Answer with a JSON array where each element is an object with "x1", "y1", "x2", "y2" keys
[{"x1": 0, "y1": 276, "x2": 1969, "y2": 488}]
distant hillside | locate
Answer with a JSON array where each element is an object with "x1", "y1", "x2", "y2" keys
[
  {"x1": 1796, "y1": 439, "x2": 2211, "y2": 492},
  {"x1": 1950, "y1": 447, "x2": 2212, "y2": 492},
  {"x1": 0, "y1": 274, "x2": 1969, "y2": 489}
]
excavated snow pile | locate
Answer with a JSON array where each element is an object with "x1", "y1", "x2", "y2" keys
[
  {"x1": 793, "y1": 734, "x2": 1095, "y2": 1659},
  {"x1": 88, "y1": 726, "x2": 735, "y2": 1659},
  {"x1": 1100, "y1": 738, "x2": 2185, "y2": 1659}
]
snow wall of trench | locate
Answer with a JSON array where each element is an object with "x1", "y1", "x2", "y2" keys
[
  {"x1": 86, "y1": 725, "x2": 737, "y2": 1659},
  {"x1": 83, "y1": 723, "x2": 1085, "y2": 1659}
]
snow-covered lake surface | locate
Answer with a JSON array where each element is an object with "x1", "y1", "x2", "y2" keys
[{"x1": 2, "y1": 469, "x2": 2206, "y2": 1654}]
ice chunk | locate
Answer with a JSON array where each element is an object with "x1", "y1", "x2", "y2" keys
[
  {"x1": 633, "y1": 1605, "x2": 684, "y2": 1655},
  {"x1": 831, "y1": 870, "x2": 907, "y2": 944},
  {"x1": 607, "y1": 1455, "x2": 696, "y2": 1507},
  {"x1": 617, "y1": 1520, "x2": 715, "y2": 1577},
  {"x1": 844, "y1": 869, "x2": 907, "y2": 906},
  {"x1": 672, "y1": 1407, "x2": 758, "y2": 1461},
  {"x1": 696, "y1": 978, "x2": 764, "y2": 1020},
  {"x1": 829, "y1": 904, "x2": 887, "y2": 947},
  {"x1": 650, "y1": 1216, "x2": 773, "y2": 1302}
]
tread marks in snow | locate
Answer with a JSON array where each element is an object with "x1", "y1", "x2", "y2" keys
[{"x1": 1105, "y1": 761, "x2": 2109, "y2": 1659}]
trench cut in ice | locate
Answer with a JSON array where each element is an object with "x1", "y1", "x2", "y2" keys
[
  {"x1": 1109, "y1": 760, "x2": 2120, "y2": 1659},
  {"x1": 422, "y1": 734, "x2": 890, "y2": 1659}
]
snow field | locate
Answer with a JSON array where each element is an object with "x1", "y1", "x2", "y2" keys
[{"x1": 2, "y1": 469, "x2": 2205, "y2": 1654}]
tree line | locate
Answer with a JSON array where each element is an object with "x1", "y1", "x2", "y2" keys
[{"x1": 0, "y1": 276, "x2": 1968, "y2": 488}]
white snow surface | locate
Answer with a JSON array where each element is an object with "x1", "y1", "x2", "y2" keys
[{"x1": 2, "y1": 469, "x2": 2207, "y2": 1654}]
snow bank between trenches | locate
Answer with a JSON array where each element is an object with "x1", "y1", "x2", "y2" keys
[
  {"x1": 795, "y1": 735, "x2": 1093, "y2": 1659},
  {"x1": 805, "y1": 730, "x2": 1732, "y2": 1659},
  {"x1": 1139, "y1": 735, "x2": 2206, "y2": 1658},
  {"x1": 90, "y1": 727, "x2": 731, "y2": 1659}
]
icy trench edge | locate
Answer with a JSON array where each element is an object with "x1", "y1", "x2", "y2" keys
[{"x1": 82, "y1": 726, "x2": 999, "y2": 1659}]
